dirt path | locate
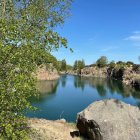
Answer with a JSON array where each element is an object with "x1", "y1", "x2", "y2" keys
[{"x1": 29, "y1": 118, "x2": 83, "y2": 140}]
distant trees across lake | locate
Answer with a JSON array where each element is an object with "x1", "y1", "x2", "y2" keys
[{"x1": 57, "y1": 56, "x2": 139, "y2": 72}]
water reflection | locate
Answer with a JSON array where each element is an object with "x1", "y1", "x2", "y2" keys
[
  {"x1": 73, "y1": 76, "x2": 140, "y2": 99},
  {"x1": 36, "y1": 75, "x2": 140, "y2": 104},
  {"x1": 60, "y1": 74, "x2": 67, "y2": 87},
  {"x1": 37, "y1": 80, "x2": 59, "y2": 95},
  {"x1": 74, "y1": 76, "x2": 85, "y2": 91},
  {"x1": 29, "y1": 80, "x2": 59, "y2": 103},
  {"x1": 27, "y1": 75, "x2": 140, "y2": 121}
]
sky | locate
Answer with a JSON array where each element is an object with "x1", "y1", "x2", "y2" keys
[{"x1": 52, "y1": 0, "x2": 140, "y2": 65}]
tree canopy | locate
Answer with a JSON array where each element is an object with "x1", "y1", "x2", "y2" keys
[
  {"x1": 96, "y1": 56, "x2": 108, "y2": 68},
  {"x1": 73, "y1": 59, "x2": 85, "y2": 70},
  {"x1": 0, "y1": 0, "x2": 72, "y2": 139},
  {"x1": 60, "y1": 59, "x2": 67, "y2": 71}
]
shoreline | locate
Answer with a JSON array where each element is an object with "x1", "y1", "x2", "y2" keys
[
  {"x1": 63, "y1": 67, "x2": 140, "y2": 89},
  {"x1": 28, "y1": 99, "x2": 140, "y2": 140}
]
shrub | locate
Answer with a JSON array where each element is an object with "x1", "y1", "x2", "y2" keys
[{"x1": 96, "y1": 56, "x2": 108, "y2": 68}]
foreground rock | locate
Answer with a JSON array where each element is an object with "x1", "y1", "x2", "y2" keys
[
  {"x1": 29, "y1": 119, "x2": 82, "y2": 140},
  {"x1": 77, "y1": 99, "x2": 140, "y2": 140}
]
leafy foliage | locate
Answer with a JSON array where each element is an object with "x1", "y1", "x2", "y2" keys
[
  {"x1": 109, "y1": 61, "x2": 116, "y2": 69},
  {"x1": 66, "y1": 64, "x2": 73, "y2": 70},
  {"x1": 96, "y1": 56, "x2": 108, "y2": 68},
  {"x1": 73, "y1": 59, "x2": 85, "y2": 70},
  {"x1": 0, "y1": 0, "x2": 72, "y2": 139},
  {"x1": 34, "y1": 49, "x2": 59, "y2": 69},
  {"x1": 60, "y1": 59, "x2": 67, "y2": 71},
  {"x1": 73, "y1": 60, "x2": 78, "y2": 70},
  {"x1": 133, "y1": 64, "x2": 140, "y2": 72},
  {"x1": 126, "y1": 61, "x2": 134, "y2": 67}
]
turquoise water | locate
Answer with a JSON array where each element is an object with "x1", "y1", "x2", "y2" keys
[{"x1": 26, "y1": 74, "x2": 140, "y2": 122}]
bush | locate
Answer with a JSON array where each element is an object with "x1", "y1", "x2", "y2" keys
[
  {"x1": 109, "y1": 61, "x2": 116, "y2": 69},
  {"x1": 133, "y1": 64, "x2": 140, "y2": 72},
  {"x1": 73, "y1": 60, "x2": 85, "y2": 70},
  {"x1": 96, "y1": 56, "x2": 108, "y2": 68},
  {"x1": 126, "y1": 61, "x2": 134, "y2": 67}
]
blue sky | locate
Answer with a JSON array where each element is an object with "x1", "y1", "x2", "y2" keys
[{"x1": 52, "y1": 0, "x2": 140, "y2": 65}]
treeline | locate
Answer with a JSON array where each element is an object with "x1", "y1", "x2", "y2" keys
[
  {"x1": 58, "y1": 59, "x2": 85, "y2": 71},
  {"x1": 37, "y1": 54, "x2": 139, "y2": 70},
  {"x1": 58, "y1": 59, "x2": 73, "y2": 71},
  {"x1": 58, "y1": 56, "x2": 140, "y2": 72},
  {"x1": 91, "y1": 56, "x2": 140, "y2": 72},
  {"x1": 73, "y1": 60, "x2": 85, "y2": 70}
]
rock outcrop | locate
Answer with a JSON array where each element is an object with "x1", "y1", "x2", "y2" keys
[
  {"x1": 69, "y1": 66, "x2": 140, "y2": 88},
  {"x1": 81, "y1": 67, "x2": 107, "y2": 78},
  {"x1": 77, "y1": 99, "x2": 140, "y2": 140},
  {"x1": 122, "y1": 67, "x2": 140, "y2": 88},
  {"x1": 36, "y1": 64, "x2": 60, "y2": 81}
]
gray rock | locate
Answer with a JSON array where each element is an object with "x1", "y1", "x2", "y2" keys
[
  {"x1": 58, "y1": 118, "x2": 66, "y2": 123},
  {"x1": 77, "y1": 99, "x2": 140, "y2": 140},
  {"x1": 77, "y1": 116, "x2": 102, "y2": 140}
]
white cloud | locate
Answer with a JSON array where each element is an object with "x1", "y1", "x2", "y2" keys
[
  {"x1": 124, "y1": 31, "x2": 140, "y2": 41},
  {"x1": 125, "y1": 35, "x2": 140, "y2": 41},
  {"x1": 100, "y1": 46, "x2": 118, "y2": 52},
  {"x1": 133, "y1": 31, "x2": 140, "y2": 34}
]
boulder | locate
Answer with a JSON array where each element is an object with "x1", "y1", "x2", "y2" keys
[{"x1": 77, "y1": 99, "x2": 140, "y2": 140}]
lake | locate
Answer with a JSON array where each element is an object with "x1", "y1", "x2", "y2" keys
[{"x1": 26, "y1": 74, "x2": 140, "y2": 122}]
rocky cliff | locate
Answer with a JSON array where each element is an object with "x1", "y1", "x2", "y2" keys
[
  {"x1": 36, "y1": 64, "x2": 60, "y2": 81},
  {"x1": 122, "y1": 67, "x2": 140, "y2": 88},
  {"x1": 72, "y1": 66, "x2": 140, "y2": 88},
  {"x1": 81, "y1": 66, "x2": 107, "y2": 78}
]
